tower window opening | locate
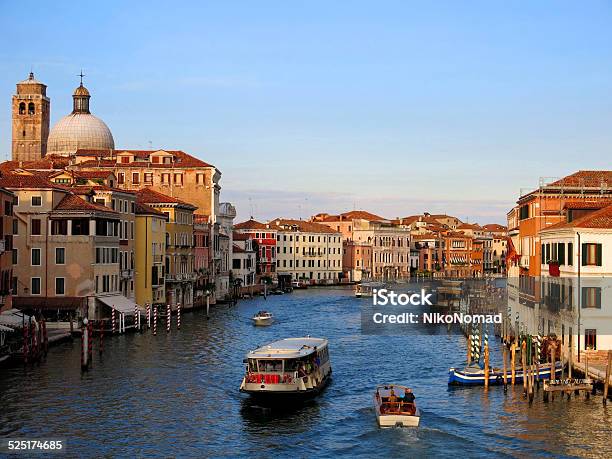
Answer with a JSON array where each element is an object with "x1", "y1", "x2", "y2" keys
[
  {"x1": 28, "y1": 102, "x2": 35, "y2": 115},
  {"x1": 22, "y1": 130, "x2": 26, "y2": 138},
  {"x1": 19, "y1": 102, "x2": 26, "y2": 114}
]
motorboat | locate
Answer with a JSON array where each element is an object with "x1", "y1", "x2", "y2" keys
[
  {"x1": 374, "y1": 384, "x2": 420, "y2": 427},
  {"x1": 240, "y1": 337, "x2": 332, "y2": 402},
  {"x1": 355, "y1": 281, "x2": 385, "y2": 298},
  {"x1": 251, "y1": 311, "x2": 273, "y2": 326}
]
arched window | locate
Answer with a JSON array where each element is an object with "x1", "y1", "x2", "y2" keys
[
  {"x1": 19, "y1": 102, "x2": 26, "y2": 114},
  {"x1": 28, "y1": 102, "x2": 35, "y2": 115}
]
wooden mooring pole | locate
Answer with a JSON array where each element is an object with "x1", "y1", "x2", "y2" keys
[
  {"x1": 484, "y1": 344, "x2": 490, "y2": 390},
  {"x1": 511, "y1": 342, "x2": 517, "y2": 385},
  {"x1": 521, "y1": 339, "x2": 527, "y2": 394},
  {"x1": 502, "y1": 344, "x2": 508, "y2": 392}
]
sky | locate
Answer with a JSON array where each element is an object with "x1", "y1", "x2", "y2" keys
[{"x1": 1, "y1": 1, "x2": 611, "y2": 224}]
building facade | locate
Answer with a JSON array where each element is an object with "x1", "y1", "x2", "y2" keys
[
  {"x1": 134, "y1": 202, "x2": 167, "y2": 308},
  {"x1": 136, "y1": 188, "x2": 197, "y2": 309},
  {"x1": 272, "y1": 219, "x2": 342, "y2": 284}
]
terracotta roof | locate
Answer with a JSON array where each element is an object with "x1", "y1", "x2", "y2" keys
[
  {"x1": 0, "y1": 156, "x2": 70, "y2": 172},
  {"x1": 234, "y1": 219, "x2": 267, "y2": 230},
  {"x1": 563, "y1": 200, "x2": 612, "y2": 210},
  {"x1": 0, "y1": 173, "x2": 68, "y2": 191},
  {"x1": 457, "y1": 223, "x2": 482, "y2": 230},
  {"x1": 54, "y1": 194, "x2": 117, "y2": 214},
  {"x1": 412, "y1": 234, "x2": 441, "y2": 240},
  {"x1": 548, "y1": 171, "x2": 612, "y2": 188},
  {"x1": 482, "y1": 224, "x2": 507, "y2": 231},
  {"x1": 232, "y1": 244, "x2": 246, "y2": 253},
  {"x1": 74, "y1": 149, "x2": 214, "y2": 168},
  {"x1": 136, "y1": 187, "x2": 196, "y2": 209},
  {"x1": 233, "y1": 232, "x2": 251, "y2": 241},
  {"x1": 76, "y1": 159, "x2": 117, "y2": 168},
  {"x1": 270, "y1": 218, "x2": 340, "y2": 234},
  {"x1": 135, "y1": 201, "x2": 168, "y2": 218},
  {"x1": 445, "y1": 231, "x2": 471, "y2": 238},
  {"x1": 340, "y1": 210, "x2": 386, "y2": 221},
  {"x1": 542, "y1": 204, "x2": 612, "y2": 230}
]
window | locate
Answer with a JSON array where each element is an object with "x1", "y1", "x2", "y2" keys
[
  {"x1": 12, "y1": 249, "x2": 17, "y2": 265},
  {"x1": 19, "y1": 102, "x2": 26, "y2": 114},
  {"x1": 31, "y1": 219, "x2": 41, "y2": 235},
  {"x1": 582, "y1": 287, "x2": 601, "y2": 309},
  {"x1": 120, "y1": 156, "x2": 130, "y2": 163},
  {"x1": 519, "y1": 205, "x2": 529, "y2": 220},
  {"x1": 144, "y1": 173, "x2": 153, "y2": 184},
  {"x1": 161, "y1": 173, "x2": 170, "y2": 184},
  {"x1": 51, "y1": 220, "x2": 68, "y2": 235},
  {"x1": 31, "y1": 277, "x2": 41, "y2": 295},
  {"x1": 568, "y1": 242, "x2": 573, "y2": 266},
  {"x1": 174, "y1": 173, "x2": 183, "y2": 185},
  {"x1": 31, "y1": 248, "x2": 41, "y2": 265},
  {"x1": 55, "y1": 278, "x2": 65, "y2": 295},
  {"x1": 117, "y1": 172, "x2": 125, "y2": 184},
  {"x1": 4, "y1": 200, "x2": 12, "y2": 216},
  {"x1": 12, "y1": 219, "x2": 18, "y2": 235},
  {"x1": 72, "y1": 218, "x2": 90, "y2": 235},
  {"x1": 582, "y1": 243, "x2": 602, "y2": 266},
  {"x1": 585, "y1": 329, "x2": 597, "y2": 350},
  {"x1": 31, "y1": 196, "x2": 42, "y2": 206},
  {"x1": 28, "y1": 102, "x2": 35, "y2": 115},
  {"x1": 196, "y1": 173, "x2": 205, "y2": 184},
  {"x1": 55, "y1": 247, "x2": 65, "y2": 265},
  {"x1": 132, "y1": 172, "x2": 140, "y2": 184}
]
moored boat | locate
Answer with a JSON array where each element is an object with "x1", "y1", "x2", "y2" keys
[
  {"x1": 240, "y1": 337, "x2": 332, "y2": 402},
  {"x1": 251, "y1": 311, "x2": 273, "y2": 326},
  {"x1": 448, "y1": 361, "x2": 564, "y2": 386},
  {"x1": 355, "y1": 281, "x2": 385, "y2": 298},
  {"x1": 374, "y1": 384, "x2": 420, "y2": 427}
]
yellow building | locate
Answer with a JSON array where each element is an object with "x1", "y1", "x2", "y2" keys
[
  {"x1": 135, "y1": 202, "x2": 168, "y2": 308},
  {"x1": 136, "y1": 188, "x2": 196, "y2": 309}
]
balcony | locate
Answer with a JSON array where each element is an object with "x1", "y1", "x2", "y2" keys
[{"x1": 121, "y1": 269, "x2": 133, "y2": 279}]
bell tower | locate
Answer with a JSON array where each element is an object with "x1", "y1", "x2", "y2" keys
[{"x1": 12, "y1": 72, "x2": 50, "y2": 162}]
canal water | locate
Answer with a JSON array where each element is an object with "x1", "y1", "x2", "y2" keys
[{"x1": 1, "y1": 287, "x2": 611, "y2": 458}]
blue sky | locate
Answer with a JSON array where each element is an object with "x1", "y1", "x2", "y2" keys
[{"x1": 1, "y1": 1, "x2": 611, "y2": 223}]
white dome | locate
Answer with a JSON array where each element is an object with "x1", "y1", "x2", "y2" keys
[{"x1": 47, "y1": 113, "x2": 115, "y2": 156}]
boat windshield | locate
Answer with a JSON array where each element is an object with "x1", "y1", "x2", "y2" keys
[{"x1": 257, "y1": 360, "x2": 283, "y2": 373}]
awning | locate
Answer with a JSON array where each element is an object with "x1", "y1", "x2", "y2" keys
[
  {"x1": 0, "y1": 324, "x2": 14, "y2": 332},
  {"x1": 96, "y1": 295, "x2": 143, "y2": 316},
  {"x1": 12, "y1": 297, "x2": 84, "y2": 311},
  {"x1": 0, "y1": 309, "x2": 31, "y2": 328}
]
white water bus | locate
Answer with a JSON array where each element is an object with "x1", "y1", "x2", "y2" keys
[{"x1": 240, "y1": 337, "x2": 332, "y2": 401}]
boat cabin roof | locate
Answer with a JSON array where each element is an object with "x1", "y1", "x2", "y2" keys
[{"x1": 247, "y1": 337, "x2": 327, "y2": 360}]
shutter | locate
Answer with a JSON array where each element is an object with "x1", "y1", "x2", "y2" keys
[
  {"x1": 596, "y1": 244, "x2": 602, "y2": 266},
  {"x1": 596, "y1": 288, "x2": 602, "y2": 308},
  {"x1": 581, "y1": 287, "x2": 587, "y2": 308},
  {"x1": 581, "y1": 244, "x2": 587, "y2": 266},
  {"x1": 558, "y1": 243, "x2": 565, "y2": 265}
]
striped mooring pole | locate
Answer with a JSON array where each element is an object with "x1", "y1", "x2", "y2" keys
[
  {"x1": 146, "y1": 304, "x2": 151, "y2": 329},
  {"x1": 134, "y1": 305, "x2": 140, "y2": 331},
  {"x1": 166, "y1": 304, "x2": 171, "y2": 333},
  {"x1": 111, "y1": 308, "x2": 116, "y2": 334},
  {"x1": 177, "y1": 303, "x2": 181, "y2": 330},
  {"x1": 153, "y1": 306, "x2": 158, "y2": 336}
]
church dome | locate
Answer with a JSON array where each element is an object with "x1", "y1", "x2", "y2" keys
[
  {"x1": 47, "y1": 113, "x2": 115, "y2": 156},
  {"x1": 46, "y1": 80, "x2": 114, "y2": 156}
]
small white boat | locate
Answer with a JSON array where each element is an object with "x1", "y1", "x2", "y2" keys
[
  {"x1": 355, "y1": 281, "x2": 385, "y2": 298},
  {"x1": 251, "y1": 311, "x2": 273, "y2": 326},
  {"x1": 374, "y1": 384, "x2": 420, "y2": 427}
]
